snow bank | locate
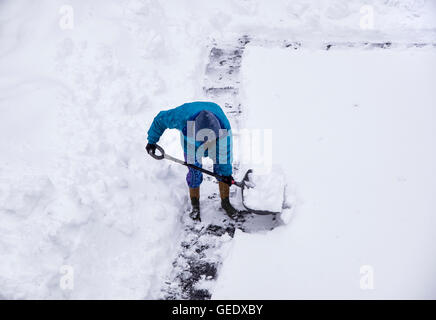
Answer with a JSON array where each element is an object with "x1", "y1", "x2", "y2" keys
[
  {"x1": 0, "y1": 0, "x2": 208, "y2": 299},
  {"x1": 213, "y1": 44, "x2": 436, "y2": 299}
]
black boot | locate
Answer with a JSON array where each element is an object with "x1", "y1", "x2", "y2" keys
[
  {"x1": 221, "y1": 197, "x2": 238, "y2": 219},
  {"x1": 189, "y1": 187, "x2": 201, "y2": 222},
  {"x1": 189, "y1": 197, "x2": 201, "y2": 222},
  {"x1": 219, "y1": 181, "x2": 239, "y2": 219}
]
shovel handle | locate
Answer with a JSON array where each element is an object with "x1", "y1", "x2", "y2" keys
[
  {"x1": 147, "y1": 144, "x2": 245, "y2": 188},
  {"x1": 148, "y1": 144, "x2": 165, "y2": 160}
]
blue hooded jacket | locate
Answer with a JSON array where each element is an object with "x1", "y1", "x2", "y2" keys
[{"x1": 147, "y1": 101, "x2": 233, "y2": 176}]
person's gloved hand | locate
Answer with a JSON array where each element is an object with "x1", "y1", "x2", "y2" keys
[
  {"x1": 221, "y1": 175, "x2": 234, "y2": 186},
  {"x1": 146, "y1": 143, "x2": 157, "y2": 155}
]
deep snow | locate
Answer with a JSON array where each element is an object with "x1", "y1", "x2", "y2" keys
[
  {"x1": 213, "y1": 45, "x2": 436, "y2": 299},
  {"x1": 0, "y1": 0, "x2": 435, "y2": 299}
]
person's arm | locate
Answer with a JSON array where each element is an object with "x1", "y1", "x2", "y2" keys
[{"x1": 147, "y1": 108, "x2": 181, "y2": 144}]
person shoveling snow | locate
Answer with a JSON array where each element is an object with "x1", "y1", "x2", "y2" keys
[
  {"x1": 146, "y1": 101, "x2": 286, "y2": 223},
  {"x1": 146, "y1": 101, "x2": 238, "y2": 221}
]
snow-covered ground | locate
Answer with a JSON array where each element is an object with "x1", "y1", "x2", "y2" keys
[
  {"x1": 0, "y1": 0, "x2": 435, "y2": 299},
  {"x1": 0, "y1": 0, "x2": 205, "y2": 299},
  {"x1": 213, "y1": 46, "x2": 436, "y2": 299}
]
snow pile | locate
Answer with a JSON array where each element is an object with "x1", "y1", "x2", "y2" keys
[
  {"x1": 0, "y1": 0, "x2": 205, "y2": 299},
  {"x1": 242, "y1": 170, "x2": 285, "y2": 213}
]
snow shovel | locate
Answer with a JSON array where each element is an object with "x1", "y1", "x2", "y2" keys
[{"x1": 147, "y1": 144, "x2": 281, "y2": 215}]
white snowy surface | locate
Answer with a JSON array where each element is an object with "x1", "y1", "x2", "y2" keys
[
  {"x1": 0, "y1": 0, "x2": 203, "y2": 299},
  {"x1": 242, "y1": 170, "x2": 285, "y2": 213},
  {"x1": 213, "y1": 46, "x2": 436, "y2": 299},
  {"x1": 0, "y1": 0, "x2": 435, "y2": 299}
]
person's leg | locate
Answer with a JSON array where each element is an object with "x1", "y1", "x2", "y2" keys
[
  {"x1": 185, "y1": 153, "x2": 203, "y2": 221},
  {"x1": 214, "y1": 164, "x2": 238, "y2": 218}
]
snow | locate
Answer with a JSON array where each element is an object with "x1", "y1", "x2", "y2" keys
[
  {"x1": 213, "y1": 45, "x2": 436, "y2": 299},
  {"x1": 0, "y1": 0, "x2": 435, "y2": 299},
  {"x1": 0, "y1": 0, "x2": 201, "y2": 299},
  {"x1": 242, "y1": 170, "x2": 285, "y2": 213}
]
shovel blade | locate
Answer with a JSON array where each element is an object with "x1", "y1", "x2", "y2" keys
[{"x1": 239, "y1": 169, "x2": 285, "y2": 215}]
